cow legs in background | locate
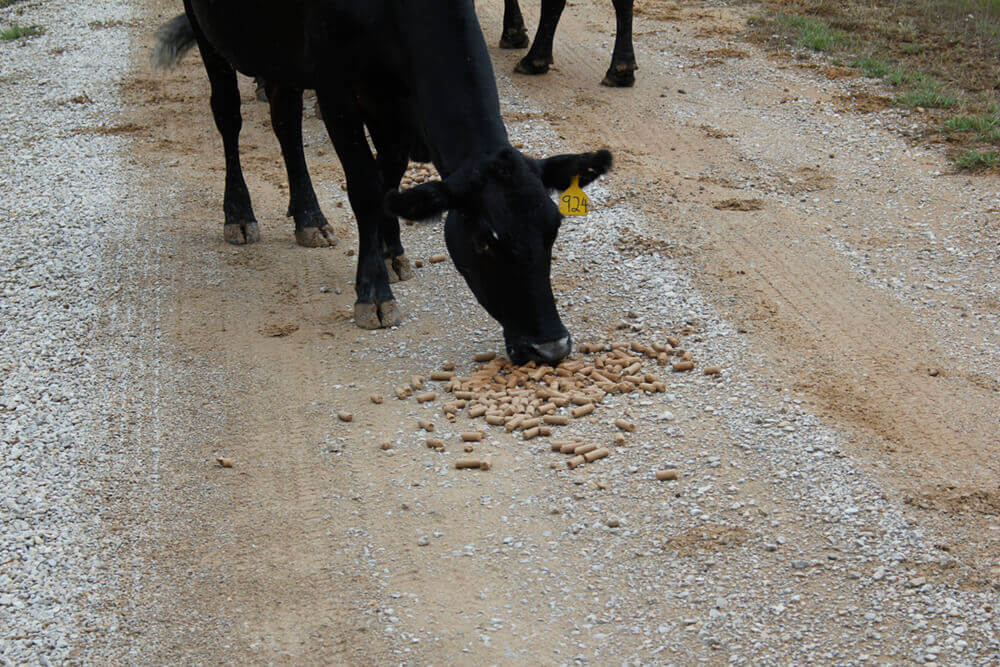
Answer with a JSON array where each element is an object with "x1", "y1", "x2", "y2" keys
[
  {"x1": 514, "y1": 0, "x2": 565, "y2": 76},
  {"x1": 187, "y1": 10, "x2": 259, "y2": 244},
  {"x1": 603, "y1": 0, "x2": 637, "y2": 87},
  {"x1": 265, "y1": 83, "x2": 339, "y2": 248},
  {"x1": 511, "y1": 0, "x2": 637, "y2": 87},
  {"x1": 316, "y1": 89, "x2": 400, "y2": 329},
  {"x1": 500, "y1": 0, "x2": 530, "y2": 48},
  {"x1": 367, "y1": 116, "x2": 413, "y2": 284}
]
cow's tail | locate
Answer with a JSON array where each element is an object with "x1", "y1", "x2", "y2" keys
[{"x1": 151, "y1": 13, "x2": 197, "y2": 70}]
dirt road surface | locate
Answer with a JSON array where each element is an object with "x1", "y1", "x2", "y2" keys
[{"x1": 3, "y1": 0, "x2": 999, "y2": 663}]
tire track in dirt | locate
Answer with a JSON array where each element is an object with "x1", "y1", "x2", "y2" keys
[{"x1": 473, "y1": 1, "x2": 1000, "y2": 509}]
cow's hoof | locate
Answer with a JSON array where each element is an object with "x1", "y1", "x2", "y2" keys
[
  {"x1": 224, "y1": 221, "x2": 260, "y2": 245},
  {"x1": 499, "y1": 28, "x2": 529, "y2": 49},
  {"x1": 378, "y1": 299, "x2": 402, "y2": 327},
  {"x1": 295, "y1": 225, "x2": 338, "y2": 248},
  {"x1": 514, "y1": 56, "x2": 551, "y2": 75},
  {"x1": 601, "y1": 63, "x2": 637, "y2": 88},
  {"x1": 391, "y1": 254, "x2": 413, "y2": 282},
  {"x1": 354, "y1": 300, "x2": 402, "y2": 329},
  {"x1": 385, "y1": 258, "x2": 400, "y2": 284}
]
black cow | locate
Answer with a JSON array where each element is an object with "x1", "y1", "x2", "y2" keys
[
  {"x1": 152, "y1": 2, "x2": 611, "y2": 364},
  {"x1": 500, "y1": 0, "x2": 637, "y2": 87}
]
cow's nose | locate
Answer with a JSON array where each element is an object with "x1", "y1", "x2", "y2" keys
[{"x1": 527, "y1": 335, "x2": 572, "y2": 363}]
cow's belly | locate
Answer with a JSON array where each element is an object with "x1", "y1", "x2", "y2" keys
[{"x1": 187, "y1": 0, "x2": 382, "y2": 87}]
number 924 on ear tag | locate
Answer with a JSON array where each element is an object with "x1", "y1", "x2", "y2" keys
[{"x1": 559, "y1": 175, "x2": 589, "y2": 217}]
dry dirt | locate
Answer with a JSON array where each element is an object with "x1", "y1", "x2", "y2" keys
[{"x1": 90, "y1": 0, "x2": 1000, "y2": 662}]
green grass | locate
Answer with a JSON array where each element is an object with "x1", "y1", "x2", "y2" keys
[
  {"x1": 778, "y1": 14, "x2": 847, "y2": 51},
  {"x1": 851, "y1": 56, "x2": 892, "y2": 78},
  {"x1": 0, "y1": 0, "x2": 25, "y2": 7},
  {"x1": 894, "y1": 87, "x2": 960, "y2": 109},
  {"x1": 954, "y1": 149, "x2": 1000, "y2": 169},
  {"x1": 943, "y1": 110, "x2": 1000, "y2": 141},
  {"x1": 1, "y1": 23, "x2": 44, "y2": 41}
]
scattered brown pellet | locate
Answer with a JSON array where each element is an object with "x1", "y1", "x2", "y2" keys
[
  {"x1": 455, "y1": 458, "x2": 481, "y2": 469},
  {"x1": 584, "y1": 447, "x2": 609, "y2": 463},
  {"x1": 667, "y1": 336, "x2": 680, "y2": 347},
  {"x1": 485, "y1": 414, "x2": 505, "y2": 426},
  {"x1": 426, "y1": 438, "x2": 445, "y2": 449},
  {"x1": 379, "y1": 440, "x2": 393, "y2": 451},
  {"x1": 396, "y1": 386, "x2": 413, "y2": 400},
  {"x1": 672, "y1": 361, "x2": 695, "y2": 372},
  {"x1": 461, "y1": 431, "x2": 484, "y2": 442},
  {"x1": 479, "y1": 455, "x2": 493, "y2": 471},
  {"x1": 474, "y1": 352, "x2": 496, "y2": 362},
  {"x1": 560, "y1": 441, "x2": 581, "y2": 454},
  {"x1": 429, "y1": 371, "x2": 454, "y2": 381},
  {"x1": 522, "y1": 427, "x2": 541, "y2": 440},
  {"x1": 216, "y1": 457, "x2": 234, "y2": 468},
  {"x1": 551, "y1": 441, "x2": 565, "y2": 451},
  {"x1": 442, "y1": 362, "x2": 455, "y2": 371},
  {"x1": 369, "y1": 393, "x2": 383, "y2": 404},
  {"x1": 657, "y1": 352, "x2": 669, "y2": 366},
  {"x1": 414, "y1": 259, "x2": 424, "y2": 268},
  {"x1": 567, "y1": 455, "x2": 586, "y2": 469},
  {"x1": 338, "y1": 411, "x2": 353, "y2": 422},
  {"x1": 639, "y1": 383, "x2": 657, "y2": 392},
  {"x1": 505, "y1": 416, "x2": 525, "y2": 432},
  {"x1": 572, "y1": 403, "x2": 595, "y2": 418},
  {"x1": 469, "y1": 405, "x2": 487, "y2": 418},
  {"x1": 704, "y1": 366, "x2": 722, "y2": 376},
  {"x1": 574, "y1": 443, "x2": 598, "y2": 456},
  {"x1": 538, "y1": 426, "x2": 553, "y2": 437},
  {"x1": 519, "y1": 417, "x2": 542, "y2": 430},
  {"x1": 416, "y1": 391, "x2": 437, "y2": 403},
  {"x1": 429, "y1": 254, "x2": 447, "y2": 263},
  {"x1": 410, "y1": 375, "x2": 424, "y2": 390},
  {"x1": 418, "y1": 419, "x2": 435, "y2": 432},
  {"x1": 614, "y1": 419, "x2": 635, "y2": 432},
  {"x1": 656, "y1": 469, "x2": 678, "y2": 481},
  {"x1": 464, "y1": 444, "x2": 474, "y2": 453},
  {"x1": 544, "y1": 414, "x2": 569, "y2": 425},
  {"x1": 682, "y1": 350, "x2": 693, "y2": 361},
  {"x1": 613, "y1": 433, "x2": 627, "y2": 446}
]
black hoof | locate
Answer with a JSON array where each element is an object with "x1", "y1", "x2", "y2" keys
[
  {"x1": 354, "y1": 300, "x2": 402, "y2": 329},
  {"x1": 499, "y1": 28, "x2": 529, "y2": 49},
  {"x1": 601, "y1": 62, "x2": 637, "y2": 87},
  {"x1": 391, "y1": 254, "x2": 413, "y2": 282},
  {"x1": 295, "y1": 225, "x2": 338, "y2": 248},
  {"x1": 223, "y1": 221, "x2": 260, "y2": 245},
  {"x1": 514, "y1": 56, "x2": 552, "y2": 76}
]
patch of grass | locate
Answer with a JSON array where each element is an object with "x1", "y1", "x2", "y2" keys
[
  {"x1": 851, "y1": 56, "x2": 892, "y2": 78},
  {"x1": 943, "y1": 110, "x2": 1000, "y2": 141},
  {"x1": 778, "y1": 14, "x2": 847, "y2": 51},
  {"x1": 954, "y1": 149, "x2": 1000, "y2": 169},
  {"x1": 746, "y1": 0, "x2": 1000, "y2": 170},
  {"x1": 0, "y1": 23, "x2": 44, "y2": 41},
  {"x1": 0, "y1": 0, "x2": 26, "y2": 7}
]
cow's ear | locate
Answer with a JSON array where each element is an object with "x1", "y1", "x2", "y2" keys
[
  {"x1": 384, "y1": 181, "x2": 451, "y2": 221},
  {"x1": 534, "y1": 149, "x2": 612, "y2": 191}
]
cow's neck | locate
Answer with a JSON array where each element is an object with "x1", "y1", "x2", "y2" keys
[{"x1": 395, "y1": 2, "x2": 510, "y2": 177}]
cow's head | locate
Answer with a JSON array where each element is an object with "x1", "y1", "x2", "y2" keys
[{"x1": 385, "y1": 147, "x2": 611, "y2": 364}]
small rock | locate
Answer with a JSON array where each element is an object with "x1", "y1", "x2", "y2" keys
[
  {"x1": 417, "y1": 535, "x2": 430, "y2": 547},
  {"x1": 606, "y1": 516, "x2": 621, "y2": 528},
  {"x1": 215, "y1": 457, "x2": 234, "y2": 468}
]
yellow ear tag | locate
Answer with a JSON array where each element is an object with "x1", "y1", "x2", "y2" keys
[{"x1": 558, "y1": 175, "x2": 589, "y2": 216}]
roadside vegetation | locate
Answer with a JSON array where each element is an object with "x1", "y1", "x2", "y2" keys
[
  {"x1": 1, "y1": 22, "x2": 43, "y2": 40},
  {"x1": 747, "y1": 0, "x2": 1000, "y2": 171}
]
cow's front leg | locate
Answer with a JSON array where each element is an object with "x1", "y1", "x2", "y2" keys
[
  {"x1": 368, "y1": 119, "x2": 413, "y2": 284},
  {"x1": 514, "y1": 0, "x2": 567, "y2": 75},
  {"x1": 266, "y1": 84, "x2": 338, "y2": 247},
  {"x1": 500, "y1": 0, "x2": 529, "y2": 48},
  {"x1": 602, "y1": 0, "x2": 637, "y2": 87},
  {"x1": 317, "y1": 90, "x2": 400, "y2": 329}
]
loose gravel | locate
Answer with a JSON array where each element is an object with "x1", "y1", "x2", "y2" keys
[{"x1": 1, "y1": 0, "x2": 138, "y2": 663}]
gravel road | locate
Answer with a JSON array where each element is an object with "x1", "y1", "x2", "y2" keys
[{"x1": 2, "y1": 0, "x2": 999, "y2": 664}]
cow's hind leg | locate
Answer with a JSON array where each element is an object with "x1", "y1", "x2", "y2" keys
[
  {"x1": 188, "y1": 17, "x2": 259, "y2": 244},
  {"x1": 266, "y1": 83, "x2": 338, "y2": 248},
  {"x1": 500, "y1": 0, "x2": 529, "y2": 49},
  {"x1": 316, "y1": 89, "x2": 400, "y2": 329},
  {"x1": 602, "y1": 0, "x2": 637, "y2": 87},
  {"x1": 514, "y1": 0, "x2": 566, "y2": 76},
  {"x1": 368, "y1": 119, "x2": 412, "y2": 284}
]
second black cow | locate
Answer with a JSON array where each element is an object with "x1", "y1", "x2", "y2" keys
[{"x1": 153, "y1": 1, "x2": 611, "y2": 364}]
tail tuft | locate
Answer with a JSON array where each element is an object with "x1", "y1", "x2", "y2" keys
[{"x1": 151, "y1": 13, "x2": 196, "y2": 70}]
